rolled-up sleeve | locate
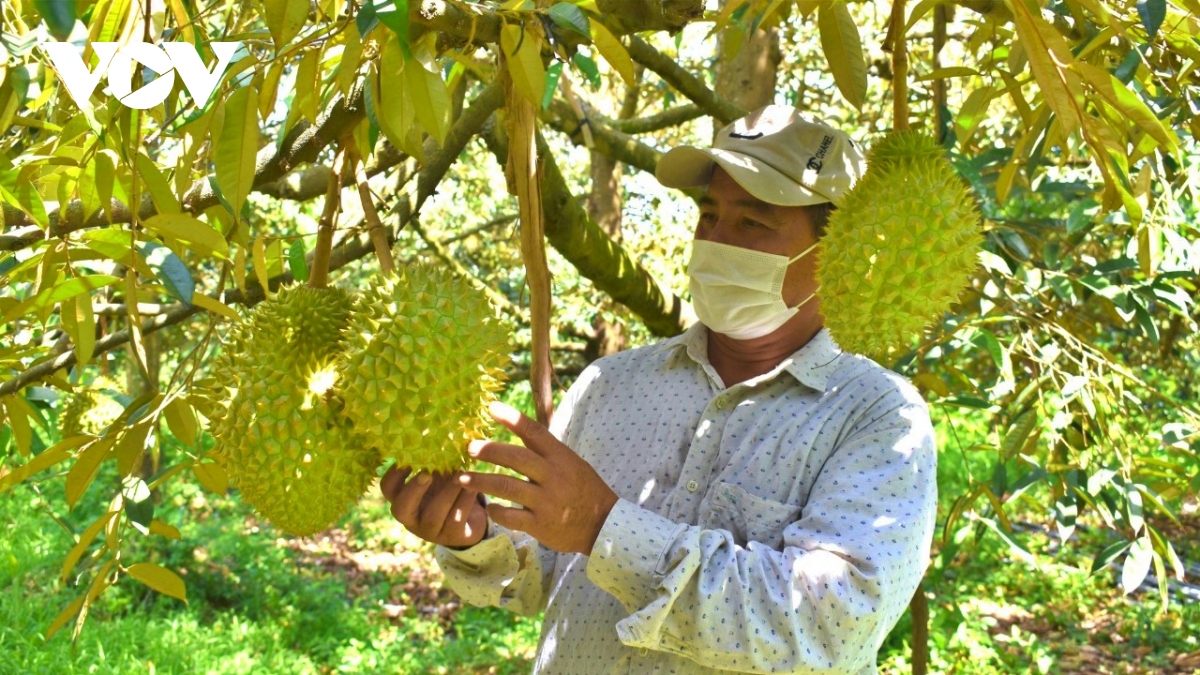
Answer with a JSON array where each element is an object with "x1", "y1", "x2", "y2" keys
[
  {"x1": 434, "y1": 522, "x2": 556, "y2": 617},
  {"x1": 585, "y1": 393, "x2": 937, "y2": 674}
]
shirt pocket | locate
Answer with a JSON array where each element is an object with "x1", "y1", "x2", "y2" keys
[{"x1": 706, "y1": 481, "x2": 801, "y2": 549}]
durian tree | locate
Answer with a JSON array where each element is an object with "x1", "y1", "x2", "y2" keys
[{"x1": 0, "y1": 0, "x2": 1197, "y2": 656}]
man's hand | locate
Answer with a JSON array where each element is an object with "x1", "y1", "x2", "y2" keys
[
  {"x1": 380, "y1": 467, "x2": 489, "y2": 549},
  {"x1": 459, "y1": 401, "x2": 619, "y2": 556}
]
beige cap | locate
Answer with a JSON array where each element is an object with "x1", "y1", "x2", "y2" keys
[{"x1": 656, "y1": 105, "x2": 866, "y2": 206}]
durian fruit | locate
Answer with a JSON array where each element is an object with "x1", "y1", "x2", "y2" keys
[
  {"x1": 817, "y1": 130, "x2": 982, "y2": 356},
  {"x1": 340, "y1": 264, "x2": 512, "y2": 473},
  {"x1": 209, "y1": 285, "x2": 380, "y2": 537},
  {"x1": 59, "y1": 376, "x2": 124, "y2": 438}
]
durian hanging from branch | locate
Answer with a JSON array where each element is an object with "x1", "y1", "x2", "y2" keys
[{"x1": 816, "y1": 0, "x2": 982, "y2": 359}]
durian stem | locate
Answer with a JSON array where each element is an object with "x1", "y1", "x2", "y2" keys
[
  {"x1": 502, "y1": 56, "x2": 555, "y2": 426},
  {"x1": 309, "y1": 148, "x2": 346, "y2": 289},
  {"x1": 890, "y1": 0, "x2": 910, "y2": 131},
  {"x1": 933, "y1": 3, "x2": 948, "y2": 143},
  {"x1": 349, "y1": 143, "x2": 396, "y2": 276}
]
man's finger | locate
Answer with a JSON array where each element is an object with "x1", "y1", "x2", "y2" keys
[
  {"x1": 416, "y1": 473, "x2": 465, "y2": 532},
  {"x1": 486, "y1": 502, "x2": 536, "y2": 533},
  {"x1": 468, "y1": 439, "x2": 549, "y2": 483},
  {"x1": 488, "y1": 401, "x2": 557, "y2": 456},
  {"x1": 438, "y1": 487, "x2": 483, "y2": 540},
  {"x1": 459, "y1": 472, "x2": 539, "y2": 508},
  {"x1": 390, "y1": 472, "x2": 434, "y2": 527},
  {"x1": 380, "y1": 465, "x2": 412, "y2": 501}
]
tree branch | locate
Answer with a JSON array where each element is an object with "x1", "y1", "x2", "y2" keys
[
  {"x1": 626, "y1": 36, "x2": 746, "y2": 124},
  {"x1": 482, "y1": 122, "x2": 688, "y2": 337},
  {"x1": 544, "y1": 99, "x2": 661, "y2": 177},
  {"x1": 410, "y1": 0, "x2": 702, "y2": 44},
  {"x1": 605, "y1": 104, "x2": 704, "y2": 134}
]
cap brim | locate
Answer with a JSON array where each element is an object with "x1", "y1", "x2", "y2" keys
[{"x1": 656, "y1": 146, "x2": 831, "y2": 207}]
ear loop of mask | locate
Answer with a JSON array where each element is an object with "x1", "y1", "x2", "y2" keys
[{"x1": 786, "y1": 240, "x2": 821, "y2": 311}]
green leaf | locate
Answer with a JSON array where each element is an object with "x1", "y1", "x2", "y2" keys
[
  {"x1": 122, "y1": 477, "x2": 154, "y2": 533},
  {"x1": 33, "y1": 0, "x2": 75, "y2": 40},
  {"x1": 1136, "y1": 0, "x2": 1165, "y2": 41},
  {"x1": 547, "y1": 3, "x2": 590, "y2": 37},
  {"x1": 1090, "y1": 539, "x2": 1132, "y2": 575},
  {"x1": 371, "y1": 0, "x2": 410, "y2": 53},
  {"x1": 405, "y1": 55, "x2": 451, "y2": 144},
  {"x1": 287, "y1": 239, "x2": 309, "y2": 282},
  {"x1": 1121, "y1": 535, "x2": 1153, "y2": 594},
  {"x1": 1, "y1": 275, "x2": 120, "y2": 324},
  {"x1": 136, "y1": 153, "x2": 181, "y2": 215},
  {"x1": 215, "y1": 85, "x2": 259, "y2": 220},
  {"x1": 142, "y1": 214, "x2": 229, "y2": 260},
  {"x1": 817, "y1": 2, "x2": 866, "y2": 111},
  {"x1": 542, "y1": 61, "x2": 563, "y2": 110},
  {"x1": 572, "y1": 52, "x2": 601, "y2": 89},
  {"x1": 163, "y1": 397, "x2": 198, "y2": 446},
  {"x1": 125, "y1": 562, "x2": 187, "y2": 603},
  {"x1": 139, "y1": 242, "x2": 195, "y2": 305},
  {"x1": 1073, "y1": 62, "x2": 1178, "y2": 154}
]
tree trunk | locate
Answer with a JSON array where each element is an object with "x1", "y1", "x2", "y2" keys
[
  {"x1": 714, "y1": 23, "x2": 782, "y2": 127},
  {"x1": 584, "y1": 73, "x2": 642, "y2": 361}
]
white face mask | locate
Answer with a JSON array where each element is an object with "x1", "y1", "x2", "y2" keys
[{"x1": 687, "y1": 239, "x2": 818, "y2": 340}]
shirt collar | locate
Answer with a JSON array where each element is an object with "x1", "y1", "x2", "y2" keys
[{"x1": 656, "y1": 324, "x2": 844, "y2": 392}]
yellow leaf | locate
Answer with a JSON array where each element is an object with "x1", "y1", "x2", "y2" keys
[
  {"x1": 190, "y1": 293, "x2": 240, "y2": 320},
  {"x1": 45, "y1": 596, "x2": 85, "y2": 641},
  {"x1": 589, "y1": 19, "x2": 635, "y2": 87},
  {"x1": 125, "y1": 270, "x2": 151, "y2": 384},
  {"x1": 817, "y1": 2, "x2": 866, "y2": 110},
  {"x1": 163, "y1": 397, "x2": 198, "y2": 446},
  {"x1": 338, "y1": 22, "x2": 363, "y2": 95},
  {"x1": 911, "y1": 373, "x2": 950, "y2": 398},
  {"x1": 63, "y1": 294, "x2": 96, "y2": 368},
  {"x1": 1073, "y1": 61, "x2": 1179, "y2": 153},
  {"x1": 262, "y1": 0, "x2": 308, "y2": 49},
  {"x1": 501, "y1": 21, "x2": 546, "y2": 107},
  {"x1": 252, "y1": 236, "x2": 272, "y2": 297},
  {"x1": 295, "y1": 47, "x2": 322, "y2": 123},
  {"x1": 126, "y1": 562, "x2": 188, "y2": 603},
  {"x1": 259, "y1": 60, "x2": 286, "y2": 121},
  {"x1": 114, "y1": 421, "x2": 153, "y2": 477},
  {"x1": 193, "y1": 461, "x2": 228, "y2": 494},
  {"x1": 142, "y1": 214, "x2": 229, "y2": 260},
  {"x1": 61, "y1": 512, "x2": 116, "y2": 582},
  {"x1": 405, "y1": 55, "x2": 451, "y2": 145},
  {"x1": 955, "y1": 85, "x2": 996, "y2": 148},
  {"x1": 1009, "y1": 0, "x2": 1086, "y2": 136},
  {"x1": 376, "y1": 42, "x2": 423, "y2": 161},
  {"x1": 233, "y1": 244, "x2": 247, "y2": 292},
  {"x1": 215, "y1": 85, "x2": 260, "y2": 220},
  {"x1": 65, "y1": 436, "x2": 116, "y2": 509},
  {"x1": 135, "y1": 153, "x2": 181, "y2": 215},
  {"x1": 3, "y1": 395, "x2": 34, "y2": 457},
  {"x1": 149, "y1": 520, "x2": 181, "y2": 540},
  {"x1": 0, "y1": 435, "x2": 87, "y2": 495}
]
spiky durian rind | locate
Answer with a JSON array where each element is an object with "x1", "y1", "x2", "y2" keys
[
  {"x1": 339, "y1": 264, "x2": 512, "y2": 474},
  {"x1": 818, "y1": 131, "x2": 982, "y2": 357},
  {"x1": 59, "y1": 376, "x2": 124, "y2": 438},
  {"x1": 210, "y1": 285, "x2": 379, "y2": 537}
]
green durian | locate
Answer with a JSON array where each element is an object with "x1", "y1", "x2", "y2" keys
[
  {"x1": 209, "y1": 285, "x2": 379, "y2": 537},
  {"x1": 340, "y1": 263, "x2": 512, "y2": 474},
  {"x1": 818, "y1": 130, "x2": 982, "y2": 356},
  {"x1": 59, "y1": 376, "x2": 124, "y2": 438}
]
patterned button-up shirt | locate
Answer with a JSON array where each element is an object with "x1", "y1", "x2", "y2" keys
[{"x1": 435, "y1": 325, "x2": 937, "y2": 674}]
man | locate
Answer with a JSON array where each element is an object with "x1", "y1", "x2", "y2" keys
[{"x1": 380, "y1": 106, "x2": 937, "y2": 674}]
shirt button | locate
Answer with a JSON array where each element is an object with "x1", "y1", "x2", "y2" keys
[
  {"x1": 714, "y1": 396, "x2": 728, "y2": 410},
  {"x1": 686, "y1": 480, "x2": 699, "y2": 492},
  {"x1": 639, "y1": 648, "x2": 649, "y2": 656}
]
